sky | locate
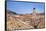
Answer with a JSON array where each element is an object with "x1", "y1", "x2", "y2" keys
[{"x1": 7, "y1": 1, "x2": 45, "y2": 14}]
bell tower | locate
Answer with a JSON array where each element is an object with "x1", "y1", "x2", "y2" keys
[{"x1": 32, "y1": 8, "x2": 40, "y2": 27}]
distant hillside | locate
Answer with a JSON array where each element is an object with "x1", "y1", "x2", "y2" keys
[
  {"x1": 36, "y1": 13, "x2": 45, "y2": 15},
  {"x1": 7, "y1": 10, "x2": 45, "y2": 16},
  {"x1": 39, "y1": 13, "x2": 45, "y2": 15},
  {"x1": 7, "y1": 10, "x2": 16, "y2": 15}
]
